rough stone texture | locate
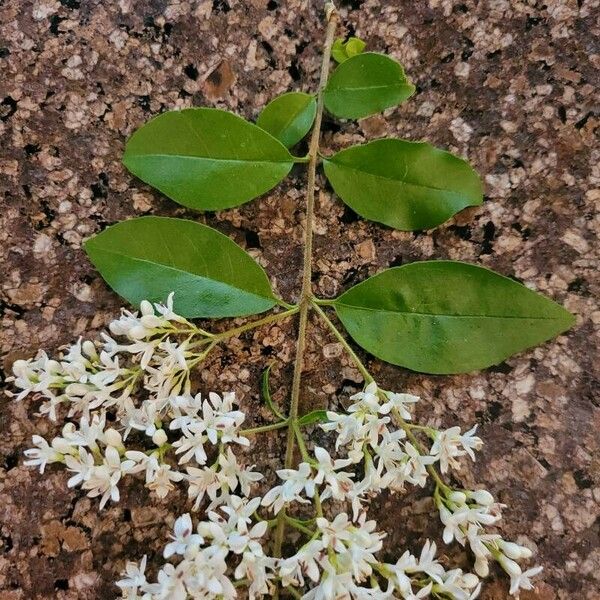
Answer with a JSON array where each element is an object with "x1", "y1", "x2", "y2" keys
[{"x1": 0, "y1": 0, "x2": 598, "y2": 598}]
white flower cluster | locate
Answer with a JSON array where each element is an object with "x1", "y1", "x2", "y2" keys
[
  {"x1": 9, "y1": 297, "x2": 543, "y2": 599},
  {"x1": 118, "y1": 501, "x2": 275, "y2": 600},
  {"x1": 9, "y1": 295, "x2": 259, "y2": 510}
]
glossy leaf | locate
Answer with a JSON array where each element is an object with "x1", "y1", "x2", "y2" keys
[
  {"x1": 261, "y1": 364, "x2": 286, "y2": 420},
  {"x1": 333, "y1": 261, "x2": 575, "y2": 374},
  {"x1": 323, "y1": 138, "x2": 483, "y2": 231},
  {"x1": 257, "y1": 92, "x2": 317, "y2": 148},
  {"x1": 84, "y1": 216, "x2": 277, "y2": 318},
  {"x1": 324, "y1": 52, "x2": 415, "y2": 119},
  {"x1": 332, "y1": 37, "x2": 366, "y2": 63},
  {"x1": 123, "y1": 108, "x2": 294, "y2": 211},
  {"x1": 297, "y1": 410, "x2": 329, "y2": 426}
]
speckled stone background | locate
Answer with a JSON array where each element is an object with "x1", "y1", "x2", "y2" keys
[{"x1": 0, "y1": 0, "x2": 598, "y2": 598}]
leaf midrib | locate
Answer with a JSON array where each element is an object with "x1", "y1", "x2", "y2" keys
[
  {"x1": 326, "y1": 83, "x2": 412, "y2": 94},
  {"x1": 335, "y1": 301, "x2": 566, "y2": 321},
  {"x1": 90, "y1": 245, "x2": 273, "y2": 303},
  {"x1": 124, "y1": 153, "x2": 293, "y2": 166},
  {"x1": 325, "y1": 159, "x2": 478, "y2": 198}
]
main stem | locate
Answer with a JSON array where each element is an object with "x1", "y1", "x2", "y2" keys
[{"x1": 272, "y1": 7, "x2": 339, "y2": 575}]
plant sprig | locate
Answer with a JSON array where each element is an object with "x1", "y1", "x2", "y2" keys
[{"x1": 9, "y1": 3, "x2": 575, "y2": 599}]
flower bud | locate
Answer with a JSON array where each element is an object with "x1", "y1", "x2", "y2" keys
[
  {"x1": 152, "y1": 429, "x2": 168, "y2": 447},
  {"x1": 462, "y1": 573, "x2": 479, "y2": 589},
  {"x1": 470, "y1": 489, "x2": 495, "y2": 506},
  {"x1": 140, "y1": 300, "x2": 154, "y2": 316},
  {"x1": 498, "y1": 540, "x2": 525, "y2": 560},
  {"x1": 474, "y1": 555, "x2": 489, "y2": 577},
  {"x1": 449, "y1": 491, "x2": 467, "y2": 505},
  {"x1": 104, "y1": 428, "x2": 122, "y2": 448},
  {"x1": 82, "y1": 340, "x2": 98, "y2": 359},
  {"x1": 498, "y1": 554, "x2": 522, "y2": 577},
  {"x1": 519, "y1": 546, "x2": 533, "y2": 559}
]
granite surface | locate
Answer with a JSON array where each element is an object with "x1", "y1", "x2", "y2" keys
[{"x1": 0, "y1": 0, "x2": 599, "y2": 598}]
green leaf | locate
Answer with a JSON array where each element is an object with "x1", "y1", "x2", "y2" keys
[
  {"x1": 122, "y1": 108, "x2": 295, "y2": 211},
  {"x1": 297, "y1": 410, "x2": 329, "y2": 427},
  {"x1": 324, "y1": 52, "x2": 415, "y2": 119},
  {"x1": 345, "y1": 37, "x2": 367, "y2": 59},
  {"x1": 257, "y1": 92, "x2": 317, "y2": 148},
  {"x1": 84, "y1": 216, "x2": 278, "y2": 318},
  {"x1": 323, "y1": 138, "x2": 483, "y2": 231},
  {"x1": 332, "y1": 39, "x2": 348, "y2": 64},
  {"x1": 261, "y1": 364, "x2": 286, "y2": 421},
  {"x1": 333, "y1": 261, "x2": 575, "y2": 374},
  {"x1": 332, "y1": 37, "x2": 366, "y2": 63}
]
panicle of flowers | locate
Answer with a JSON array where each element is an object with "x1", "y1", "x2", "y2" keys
[
  {"x1": 9, "y1": 296, "x2": 264, "y2": 512},
  {"x1": 8, "y1": 293, "x2": 211, "y2": 422},
  {"x1": 10, "y1": 296, "x2": 544, "y2": 598}
]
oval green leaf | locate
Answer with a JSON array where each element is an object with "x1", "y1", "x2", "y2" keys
[
  {"x1": 324, "y1": 52, "x2": 415, "y2": 119},
  {"x1": 257, "y1": 92, "x2": 317, "y2": 148},
  {"x1": 333, "y1": 261, "x2": 575, "y2": 374},
  {"x1": 84, "y1": 216, "x2": 277, "y2": 318},
  {"x1": 123, "y1": 108, "x2": 295, "y2": 211},
  {"x1": 323, "y1": 138, "x2": 483, "y2": 231}
]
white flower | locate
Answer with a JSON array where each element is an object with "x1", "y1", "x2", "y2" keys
[
  {"x1": 23, "y1": 435, "x2": 65, "y2": 473},
  {"x1": 164, "y1": 513, "x2": 204, "y2": 558},
  {"x1": 430, "y1": 425, "x2": 483, "y2": 473},
  {"x1": 116, "y1": 554, "x2": 148, "y2": 597},
  {"x1": 261, "y1": 463, "x2": 314, "y2": 514},
  {"x1": 404, "y1": 441, "x2": 437, "y2": 487},
  {"x1": 234, "y1": 552, "x2": 276, "y2": 599},
  {"x1": 186, "y1": 466, "x2": 223, "y2": 510},
  {"x1": 280, "y1": 539, "x2": 323, "y2": 586},
  {"x1": 313, "y1": 446, "x2": 354, "y2": 500},
  {"x1": 508, "y1": 565, "x2": 543, "y2": 596},
  {"x1": 316, "y1": 513, "x2": 354, "y2": 552},
  {"x1": 64, "y1": 447, "x2": 95, "y2": 488},
  {"x1": 348, "y1": 381, "x2": 381, "y2": 412},
  {"x1": 147, "y1": 462, "x2": 184, "y2": 498},
  {"x1": 379, "y1": 391, "x2": 420, "y2": 419},
  {"x1": 301, "y1": 558, "x2": 353, "y2": 600},
  {"x1": 82, "y1": 446, "x2": 129, "y2": 509},
  {"x1": 416, "y1": 540, "x2": 445, "y2": 580},
  {"x1": 172, "y1": 423, "x2": 208, "y2": 465}
]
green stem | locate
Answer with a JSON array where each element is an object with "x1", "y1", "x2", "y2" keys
[
  {"x1": 241, "y1": 420, "x2": 290, "y2": 436},
  {"x1": 213, "y1": 307, "x2": 298, "y2": 342},
  {"x1": 272, "y1": 7, "x2": 339, "y2": 572},
  {"x1": 284, "y1": 515, "x2": 316, "y2": 536},
  {"x1": 311, "y1": 302, "x2": 373, "y2": 384}
]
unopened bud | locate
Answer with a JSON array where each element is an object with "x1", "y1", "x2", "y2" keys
[
  {"x1": 470, "y1": 489, "x2": 495, "y2": 506},
  {"x1": 104, "y1": 428, "x2": 122, "y2": 448},
  {"x1": 140, "y1": 300, "x2": 154, "y2": 316},
  {"x1": 449, "y1": 491, "x2": 467, "y2": 505},
  {"x1": 498, "y1": 554, "x2": 522, "y2": 577},
  {"x1": 474, "y1": 555, "x2": 489, "y2": 577},
  {"x1": 462, "y1": 573, "x2": 479, "y2": 589},
  {"x1": 152, "y1": 429, "x2": 168, "y2": 447}
]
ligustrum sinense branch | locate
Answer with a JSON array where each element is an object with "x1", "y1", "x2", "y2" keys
[{"x1": 271, "y1": 4, "x2": 340, "y2": 580}]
